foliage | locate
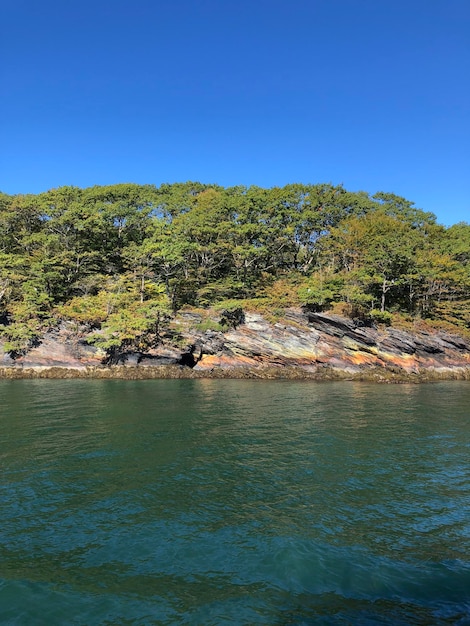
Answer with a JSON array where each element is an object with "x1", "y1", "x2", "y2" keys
[
  {"x1": 194, "y1": 318, "x2": 226, "y2": 333},
  {"x1": 370, "y1": 309, "x2": 393, "y2": 326},
  {"x1": 219, "y1": 307, "x2": 245, "y2": 329},
  {"x1": 0, "y1": 182, "x2": 468, "y2": 357}
]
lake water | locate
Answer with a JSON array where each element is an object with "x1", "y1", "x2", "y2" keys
[{"x1": 0, "y1": 379, "x2": 469, "y2": 625}]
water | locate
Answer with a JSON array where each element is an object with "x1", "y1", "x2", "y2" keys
[{"x1": 0, "y1": 380, "x2": 469, "y2": 625}]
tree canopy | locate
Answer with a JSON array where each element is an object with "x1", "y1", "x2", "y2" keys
[{"x1": 0, "y1": 182, "x2": 468, "y2": 356}]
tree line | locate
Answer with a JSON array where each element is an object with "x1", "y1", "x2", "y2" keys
[{"x1": 0, "y1": 182, "x2": 468, "y2": 355}]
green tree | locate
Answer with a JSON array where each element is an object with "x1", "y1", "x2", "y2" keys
[{"x1": 321, "y1": 212, "x2": 421, "y2": 312}]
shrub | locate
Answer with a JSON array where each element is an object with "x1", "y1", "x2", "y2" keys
[
  {"x1": 370, "y1": 309, "x2": 393, "y2": 325},
  {"x1": 219, "y1": 307, "x2": 245, "y2": 329}
]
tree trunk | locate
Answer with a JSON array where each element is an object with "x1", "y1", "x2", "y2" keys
[
  {"x1": 140, "y1": 274, "x2": 145, "y2": 303},
  {"x1": 381, "y1": 278, "x2": 387, "y2": 312}
]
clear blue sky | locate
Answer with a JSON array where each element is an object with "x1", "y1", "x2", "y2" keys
[{"x1": 2, "y1": 0, "x2": 469, "y2": 225}]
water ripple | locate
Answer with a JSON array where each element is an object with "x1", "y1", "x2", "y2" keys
[{"x1": 0, "y1": 380, "x2": 469, "y2": 624}]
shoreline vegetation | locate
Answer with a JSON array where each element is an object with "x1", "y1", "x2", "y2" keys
[{"x1": 1, "y1": 182, "x2": 468, "y2": 381}]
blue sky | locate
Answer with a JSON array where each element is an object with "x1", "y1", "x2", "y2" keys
[{"x1": 2, "y1": 0, "x2": 469, "y2": 225}]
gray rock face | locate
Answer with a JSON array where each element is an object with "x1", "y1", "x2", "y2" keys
[
  {"x1": 1, "y1": 311, "x2": 469, "y2": 376},
  {"x1": 1, "y1": 324, "x2": 103, "y2": 369},
  {"x1": 191, "y1": 310, "x2": 469, "y2": 374}
]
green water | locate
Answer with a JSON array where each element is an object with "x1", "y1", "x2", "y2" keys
[{"x1": 0, "y1": 380, "x2": 469, "y2": 625}]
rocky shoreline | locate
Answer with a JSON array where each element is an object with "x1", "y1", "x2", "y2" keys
[
  {"x1": 0, "y1": 365, "x2": 469, "y2": 383},
  {"x1": 1, "y1": 309, "x2": 469, "y2": 382}
]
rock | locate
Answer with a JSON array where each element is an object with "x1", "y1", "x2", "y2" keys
[
  {"x1": 378, "y1": 329, "x2": 417, "y2": 355},
  {"x1": 1, "y1": 311, "x2": 469, "y2": 378},
  {"x1": 140, "y1": 347, "x2": 182, "y2": 366},
  {"x1": 17, "y1": 324, "x2": 102, "y2": 369},
  {"x1": 306, "y1": 312, "x2": 357, "y2": 336},
  {"x1": 197, "y1": 331, "x2": 226, "y2": 355}
]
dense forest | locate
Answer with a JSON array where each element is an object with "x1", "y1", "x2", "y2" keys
[{"x1": 0, "y1": 182, "x2": 469, "y2": 357}]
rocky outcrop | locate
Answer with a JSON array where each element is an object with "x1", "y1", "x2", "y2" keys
[
  {"x1": 1, "y1": 310, "x2": 469, "y2": 380},
  {"x1": 191, "y1": 311, "x2": 470, "y2": 375},
  {"x1": 0, "y1": 324, "x2": 102, "y2": 369}
]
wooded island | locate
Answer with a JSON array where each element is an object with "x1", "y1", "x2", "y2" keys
[{"x1": 0, "y1": 183, "x2": 469, "y2": 362}]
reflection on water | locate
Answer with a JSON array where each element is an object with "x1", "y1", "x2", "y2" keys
[{"x1": 0, "y1": 380, "x2": 469, "y2": 625}]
